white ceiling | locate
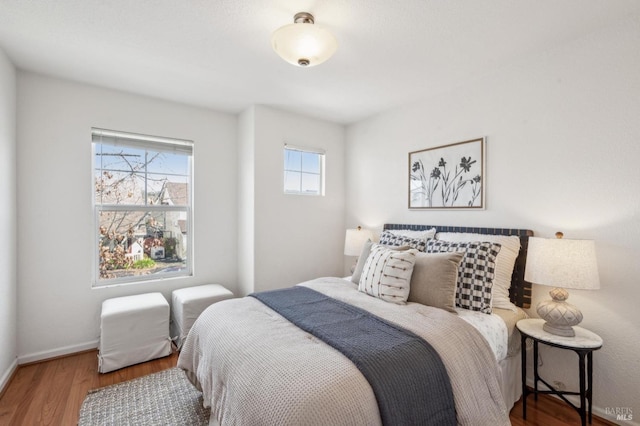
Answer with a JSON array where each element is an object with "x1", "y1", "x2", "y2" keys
[{"x1": 1, "y1": 0, "x2": 639, "y2": 124}]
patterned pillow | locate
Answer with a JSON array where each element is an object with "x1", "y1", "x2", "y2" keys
[
  {"x1": 379, "y1": 230, "x2": 428, "y2": 252},
  {"x1": 386, "y1": 228, "x2": 436, "y2": 240},
  {"x1": 358, "y1": 244, "x2": 418, "y2": 304},
  {"x1": 425, "y1": 240, "x2": 501, "y2": 313},
  {"x1": 351, "y1": 239, "x2": 410, "y2": 284},
  {"x1": 436, "y1": 232, "x2": 521, "y2": 311}
]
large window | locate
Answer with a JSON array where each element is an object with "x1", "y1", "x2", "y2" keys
[
  {"x1": 283, "y1": 144, "x2": 325, "y2": 195},
  {"x1": 92, "y1": 128, "x2": 193, "y2": 286}
]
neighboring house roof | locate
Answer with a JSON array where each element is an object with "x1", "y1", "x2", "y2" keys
[{"x1": 163, "y1": 182, "x2": 188, "y2": 206}]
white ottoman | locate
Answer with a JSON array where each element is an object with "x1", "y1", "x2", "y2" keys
[
  {"x1": 99, "y1": 292, "x2": 172, "y2": 373},
  {"x1": 171, "y1": 284, "x2": 234, "y2": 349}
]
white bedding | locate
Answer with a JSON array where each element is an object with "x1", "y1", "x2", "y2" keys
[
  {"x1": 347, "y1": 276, "x2": 516, "y2": 362},
  {"x1": 455, "y1": 307, "x2": 509, "y2": 360},
  {"x1": 178, "y1": 278, "x2": 511, "y2": 426},
  {"x1": 455, "y1": 306, "x2": 527, "y2": 409}
]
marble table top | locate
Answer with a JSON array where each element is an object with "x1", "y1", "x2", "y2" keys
[{"x1": 517, "y1": 318, "x2": 603, "y2": 349}]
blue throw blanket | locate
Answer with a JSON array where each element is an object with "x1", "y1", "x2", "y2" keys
[{"x1": 250, "y1": 286, "x2": 456, "y2": 426}]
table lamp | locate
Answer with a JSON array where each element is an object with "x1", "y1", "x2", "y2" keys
[
  {"x1": 344, "y1": 226, "x2": 374, "y2": 271},
  {"x1": 524, "y1": 232, "x2": 600, "y2": 337}
]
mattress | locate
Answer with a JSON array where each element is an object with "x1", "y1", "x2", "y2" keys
[{"x1": 179, "y1": 277, "x2": 511, "y2": 426}]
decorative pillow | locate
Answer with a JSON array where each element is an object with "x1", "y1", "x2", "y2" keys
[
  {"x1": 351, "y1": 240, "x2": 412, "y2": 284},
  {"x1": 379, "y1": 230, "x2": 429, "y2": 252},
  {"x1": 436, "y1": 232, "x2": 520, "y2": 311},
  {"x1": 351, "y1": 239, "x2": 374, "y2": 284},
  {"x1": 425, "y1": 240, "x2": 501, "y2": 313},
  {"x1": 386, "y1": 228, "x2": 436, "y2": 240},
  {"x1": 358, "y1": 244, "x2": 418, "y2": 304},
  {"x1": 408, "y1": 251, "x2": 464, "y2": 313}
]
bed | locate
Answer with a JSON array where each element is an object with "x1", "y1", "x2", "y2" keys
[{"x1": 178, "y1": 224, "x2": 533, "y2": 425}]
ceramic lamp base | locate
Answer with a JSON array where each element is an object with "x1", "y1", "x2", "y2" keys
[
  {"x1": 536, "y1": 287, "x2": 583, "y2": 337},
  {"x1": 542, "y1": 322, "x2": 576, "y2": 337}
]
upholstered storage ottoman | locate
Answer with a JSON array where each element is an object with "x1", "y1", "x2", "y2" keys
[
  {"x1": 171, "y1": 284, "x2": 234, "y2": 349},
  {"x1": 98, "y1": 292, "x2": 172, "y2": 373}
]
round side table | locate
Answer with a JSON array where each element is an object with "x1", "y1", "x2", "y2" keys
[{"x1": 517, "y1": 318, "x2": 603, "y2": 426}]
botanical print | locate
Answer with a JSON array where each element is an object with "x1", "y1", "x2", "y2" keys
[{"x1": 409, "y1": 138, "x2": 484, "y2": 209}]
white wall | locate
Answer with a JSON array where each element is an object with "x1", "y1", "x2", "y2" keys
[
  {"x1": 0, "y1": 48, "x2": 17, "y2": 392},
  {"x1": 237, "y1": 107, "x2": 255, "y2": 296},
  {"x1": 16, "y1": 72, "x2": 238, "y2": 361},
  {"x1": 247, "y1": 105, "x2": 345, "y2": 293},
  {"x1": 346, "y1": 16, "x2": 640, "y2": 422}
]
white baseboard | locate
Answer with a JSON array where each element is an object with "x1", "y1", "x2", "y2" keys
[
  {"x1": 18, "y1": 340, "x2": 99, "y2": 365},
  {"x1": 0, "y1": 358, "x2": 18, "y2": 395}
]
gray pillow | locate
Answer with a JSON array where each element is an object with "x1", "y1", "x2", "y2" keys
[
  {"x1": 351, "y1": 239, "x2": 374, "y2": 284},
  {"x1": 407, "y1": 251, "x2": 465, "y2": 313}
]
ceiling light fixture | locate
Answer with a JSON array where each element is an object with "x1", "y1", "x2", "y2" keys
[{"x1": 271, "y1": 12, "x2": 337, "y2": 67}]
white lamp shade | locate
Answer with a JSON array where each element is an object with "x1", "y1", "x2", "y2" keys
[
  {"x1": 344, "y1": 228, "x2": 373, "y2": 256},
  {"x1": 271, "y1": 22, "x2": 337, "y2": 67},
  {"x1": 525, "y1": 236, "x2": 600, "y2": 290}
]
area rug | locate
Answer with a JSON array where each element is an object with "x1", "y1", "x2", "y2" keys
[{"x1": 78, "y1": 367, "x2": 210, "y2": 425}]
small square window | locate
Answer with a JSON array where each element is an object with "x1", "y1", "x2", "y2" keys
[{"x1": 284, "y1": 146, "x2": 325, "y2": 196}]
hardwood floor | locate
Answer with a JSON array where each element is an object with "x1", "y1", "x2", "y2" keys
[
  {"x1": 510, "y1": 394, "x2": 616, "y2": 426},
  {"x1": 0, "y1": 350, "x2": 179, "y2": 425},
  {"x1": 0, "y1": 349, "x2": 616, "y2": 426}
]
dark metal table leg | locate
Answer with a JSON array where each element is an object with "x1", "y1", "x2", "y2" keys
[
  {"x1": 579, "y1": 351, "x2": 587, "y2": 426},
  {"x1": 521, "y1": 333, "x2": 528, "y2": 419},
  {"x1": 587, "y1": 351, "x2": 594, "y2": 424},
  {"x1": 533, "y1": 340, "x2": 539, "y2": 401}
]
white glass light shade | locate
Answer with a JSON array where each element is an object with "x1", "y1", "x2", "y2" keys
[
  {"x1": 271, "y1": 20, "x2": 337, "y2": 67},
  {"x1": 525, "y1": 237, "x2": 600, "y2": 290},
  {"x1": 344, "y1": 227, "x2": 373, "y2": 256}
]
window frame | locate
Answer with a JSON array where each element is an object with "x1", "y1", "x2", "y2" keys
[
  {"x1": 283, "y1": 144, "x2": 326, "y2": 196},
  {"x1": 91, "y1": 128, "x2": 194, "y2": 287}
]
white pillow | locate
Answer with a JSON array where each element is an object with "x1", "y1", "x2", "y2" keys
[
  {"x1": 358, "y1": 244, "x2": 418, "y2": 304},
  {"x1": 435, "y1": 232, "x2": 520, "y2": 311}
]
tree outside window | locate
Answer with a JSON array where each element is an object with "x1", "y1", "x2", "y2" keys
[{"x1": 92, "y1": 128, "x2": 193, "y2": 286}]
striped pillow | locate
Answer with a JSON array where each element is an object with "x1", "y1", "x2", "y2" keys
[{"x1": 358, "y1": 244, "x2": 418, "y2": 304}]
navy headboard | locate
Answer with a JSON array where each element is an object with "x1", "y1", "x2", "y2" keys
[{"x1": 383, "y1": 224, "x2": 534, "y2": 308}]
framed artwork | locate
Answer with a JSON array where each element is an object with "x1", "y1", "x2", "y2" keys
[{"x1": 409, "y1": 137, "x2": 485, "y2": 209}]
